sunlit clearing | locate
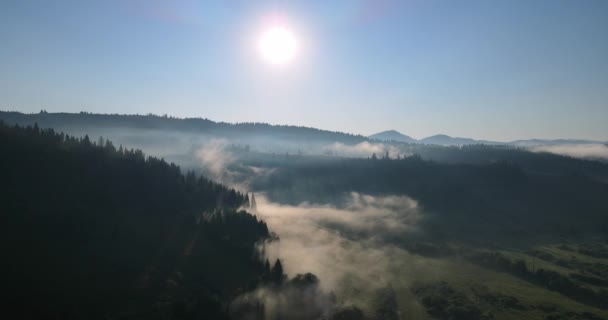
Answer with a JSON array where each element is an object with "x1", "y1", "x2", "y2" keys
[{"x1": 258, "y1": 26, "x2": 298, "y2": 66}]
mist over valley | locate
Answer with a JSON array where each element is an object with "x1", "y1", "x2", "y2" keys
[
  {"x1": 2, "y1": 1, "x2": 608, "y2": 318},
  {"x1": 2, "y1": 111, "x2": 608, "y2": 319}
]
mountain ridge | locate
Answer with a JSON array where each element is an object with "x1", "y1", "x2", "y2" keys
[
  {"x1": 0, "y1": 111, "x2": 604, "y2": 147},
  {"x1": 369, "y1": 130, "x2": 605, "y2": 147}
]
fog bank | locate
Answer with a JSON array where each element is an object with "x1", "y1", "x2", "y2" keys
[
  {"x1": 235, "y1": 193, "x2": 441, "y2": 319},
  {"x1": 531, "y1": 143, "x2": 608, "y2": 161}
]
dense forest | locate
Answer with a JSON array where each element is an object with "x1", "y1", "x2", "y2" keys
[
  {"x1": 0, "y1": 121, "x2": 276, "y2": 319},
  {"x1": 247, "y1": 154, "x2": 608, "y2": 238}
]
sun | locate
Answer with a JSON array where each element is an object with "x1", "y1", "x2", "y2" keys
[{"x1": 258, "y1": 26, "x2": 298, "y2": 66}]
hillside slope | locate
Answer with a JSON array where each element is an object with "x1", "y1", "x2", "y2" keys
[
  {"x1": 0, "y1": 122, "x2": 272, "y2": 319},
  {"x1": 0, "y1": 111, "x2": 367, "y2": 144}
]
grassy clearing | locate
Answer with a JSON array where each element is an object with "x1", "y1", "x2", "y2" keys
[{"x1": 388, "y1": 241, "x2": 608, "y2": 320}]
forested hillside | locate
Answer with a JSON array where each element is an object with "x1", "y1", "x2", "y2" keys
[
  {"x1": 0, "y1": 122, "x2": 273, "y2": 319},
  {"x1": 0, "y1": 111, "x2": 366, "y2": 144},
  {"x1": 249, "y1": 155, "x2": 608, "y2": 238}
]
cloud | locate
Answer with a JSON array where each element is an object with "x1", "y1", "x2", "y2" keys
[{"x1": 530, "y1": 143, "x2": 608, "y2": 161}]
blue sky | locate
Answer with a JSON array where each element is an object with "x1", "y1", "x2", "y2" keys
[{"x1": 1, "y1": 0, "x2": 607, "y2": 141}]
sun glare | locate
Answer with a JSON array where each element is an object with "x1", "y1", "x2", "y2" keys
[{"x1": 258, "y1": 26, "x2": 298, "y2": 66}]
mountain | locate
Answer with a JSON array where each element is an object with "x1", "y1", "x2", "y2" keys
[
  {"x1": 419, "y1": 134, "x2": 481, "y2": 146},
  {"x1": 375, "y1": 132, "x2": 603, "y2": 148},
  {"x1": 368, "y1": 127, "x2": 606, "y2": 147},
  {"x1": 369, "y1": 131, "x2": 503, "y2": 146},
  {"x1": 369, "y1": 130, "x2": 417, "y2": 143}
]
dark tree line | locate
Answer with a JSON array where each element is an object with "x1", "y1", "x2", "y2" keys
[
  {"x1": 0, "y1": 122, "x2": 276, "y2": 319},
  {"x1": 0, "y1": 110, "x2": 366, "y2": 144},
  {"x1": 250, "y1": 155, "x2": 608, "y2": 237}
]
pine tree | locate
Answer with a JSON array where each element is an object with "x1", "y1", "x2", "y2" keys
[
  {"x1": 271, "y1": 259, "x2": 284, "y2": 284},
  {"x1": 105, "y1": 140, "x2": 116, "y2": 152},
  {"x1": 83, "y1": 135, "x2": 91, "y2": 146}
]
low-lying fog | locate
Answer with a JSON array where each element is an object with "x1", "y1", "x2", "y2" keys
[
  {"x1": 258, "y1": 193, "x2": 423, "y2": 291},
  {"x1": 530, "y1": 143, "x2": 608, "y2": 161},
  {"x1": 232, "y1": 194, "x2": 447, "y2": 319}
]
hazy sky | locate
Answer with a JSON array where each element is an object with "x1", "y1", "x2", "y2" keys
[{"x1": 1, "y1": 0, "x2": 607, "y2": 141}]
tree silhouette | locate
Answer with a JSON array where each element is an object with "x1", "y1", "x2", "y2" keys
[{"x1": 271, "y1": 259, "x2": 285, "y2": 284}]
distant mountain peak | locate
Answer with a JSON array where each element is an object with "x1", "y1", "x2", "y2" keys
[
  {"x1": 382, "y1": 129, "x2": 402, "y2": 134},
  {"x1": 427, "y1": 134, "x2": 451, "y2": 139},
  {"x1": 369, "y1": 130, "x2": 417, "y2": 143}
]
